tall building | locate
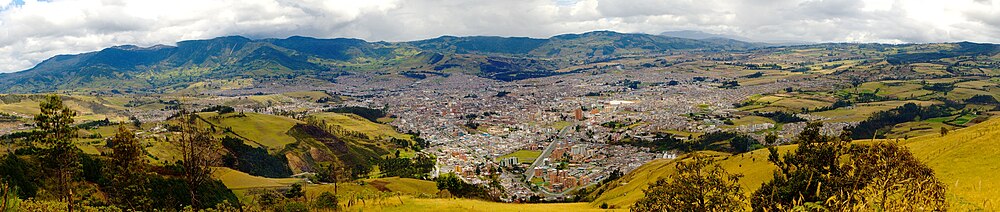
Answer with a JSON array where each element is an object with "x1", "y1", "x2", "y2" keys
[
  {"x1": 574, "y1": 108, "x2": 584, "y2": 120},
  {"x1": 571, "y1": 144, "x2": 587, "y2": 156}
]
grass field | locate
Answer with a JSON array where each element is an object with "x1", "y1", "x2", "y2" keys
[
  {"x1": 145, "y1": 140, "x2": 180, "y2": 164},
  {"x1": 857, "y1": 81, "x2": 928, "y2": 97},
  {"x1": 744, "y1": 94, "x2": 833, "y2": 113},
  {"x1": 198, "y1": 112, "x2": 303, "y2": 149},
  {"x1": 885, "y1": 121, "x2": 958, "y2": 139},
  {"x1": 910, "y1": 63, "x2": 950, "y2": 75},
  {"x1": 213, "y1": 167, "x2": 304, "y2": 190},
  {"x1": 0, "y1": 96, "x2": 123, "y2": 122},
  {"x1": 282, "y1": 91, "x2": 332, "y2": 102},
  {"x1": 955, "y1": 79, "x2": 998, "y2": 90},
  {"x1": 497, "y1": 150, "x2": 542, "y2": 164},
  {"x1": 944, "y1": 87, "x2": 996, "y2": 101},
  {"x1": 551, "y1": 121, "x2": 573, "y2": 130},
  {"x1": 811, "y1": 100, "x2": 938, "y2": 122},
  {"x1": 724, "y1": 115, "x2": 774, "y2": 129},
  {"x1": 312, "y1": 112, "x2": 412, "y2": 141}
]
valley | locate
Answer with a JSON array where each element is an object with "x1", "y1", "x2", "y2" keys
[{"x1": 1, "y1": 31, "x2": 999, "y2": 211}]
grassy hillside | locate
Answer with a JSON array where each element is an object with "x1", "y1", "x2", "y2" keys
[
  {"x1": 904, "y1": 117, "x2": 1000, "y2": 210},
  {"x1": 589, "y1": 147, "x2": 794, "y2": 209},
  {"x1": 197, "y1": 112, "x2": 303, "y2": 149},
  {"x1": 213, "y1": 167, "x2": 304, "y2": 190},
  {"x1": 311, "y1": 112, "x2": 412, "y2": 141},
  {"x1": 0, "y1": 94, "x2": 127, "y2": 122},
  {"x1": 304, "y1": 177, "x2": 439, "y2": 198},
  {"x1": 590, "y1": 118, "x2": 1000, "y2": 210}
]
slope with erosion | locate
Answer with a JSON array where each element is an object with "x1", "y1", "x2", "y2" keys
[{"x1": 143, "y1": 111, "x2": 409, "y2": 181}]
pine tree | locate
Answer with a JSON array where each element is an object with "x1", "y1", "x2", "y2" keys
[
  {"x1": 33, "y1": 94, "x2": 80, "y2": 209},
  {"x1": 106, "y1": 124, "x2": 151, "y2": 210}
]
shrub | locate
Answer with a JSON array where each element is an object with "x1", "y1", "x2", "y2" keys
[
  {"x1": 632, "y1": 154, "x2": 744, "y2": 212},
  {"x1": 314, "y1": 192, "x2": 338, "y2": 209},
  {"x1": 277, "y1": 202, "x2": 308, "y2": 212}
]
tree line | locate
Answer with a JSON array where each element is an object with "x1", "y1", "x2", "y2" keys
[{"x1": 0, "y1": 95, "x2": 237, "y2": 210}]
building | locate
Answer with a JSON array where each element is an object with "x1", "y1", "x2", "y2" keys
[
  {"x1": 574, "y1": 108, "x2": 584, "y2": 120},
  {"x1": 571, "y1": 144, "x2": 587, "y2": 156},
  {"x1": 499, "y1": 157, "x2": 519, "y2": 167}
]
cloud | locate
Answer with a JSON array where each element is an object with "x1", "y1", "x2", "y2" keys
[{"x1": 0, "y1": 0, "x2": 998, "y2": 73}]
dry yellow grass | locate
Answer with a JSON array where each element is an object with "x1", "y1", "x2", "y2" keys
[
  {"x1": 903, "y1": 117, "x2": 1000, "y2": 211},
  {"x1": 347, "y1": 196, "x2": 624, "y2": 212}
]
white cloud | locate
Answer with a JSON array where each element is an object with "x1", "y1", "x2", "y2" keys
[{"x1": 0, "y1": 0, "x2": 998, "y2": 73}]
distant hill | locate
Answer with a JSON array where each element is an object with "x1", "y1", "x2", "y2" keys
[
  {"x1": 0, "y1": 31, "x2": 756, "y2": 93},
  {"x1": 659, "y1": 30, "x2": 751, "y2": 41}
]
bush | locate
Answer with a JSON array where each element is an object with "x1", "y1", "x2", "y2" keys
[
  {"x1": 751, "y1": 123, "x2": 946, "y2": 211},
  {"x1": 435, "y1": 189, "x2": 452, "y2": 199},
  {"x1": 314, "y1": 192, "x2": 338, "y2": 209},
  {"x1": 277, "y1": 202, "x2": 308, "y2": 212},
  {"x1": 284, "y1": 183, "x2": 304, "y2": 199},
  {"x1": 633, "y1": 154, "x2": 744, "y2": 212}
]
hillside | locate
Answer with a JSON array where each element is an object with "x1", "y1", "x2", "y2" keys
[
  {"x1": 196, "y1": 112, "x2": 303, "y2": 150},
  {"x1": 589, "y1": 117, "x2": 1000, "y2": 210},
  {"x1": 149, "y1": 111, "x2": 409, "y2": 179},
  {"x1": 588, "y1": 148, "x2": 791, "y2": 209},
  {"x1": 904, "y1": 116, "x2": 1000, "y2": 210}
]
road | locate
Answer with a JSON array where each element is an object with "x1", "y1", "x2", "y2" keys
[{"x1": 524, "y1": 123, "x2": 574, "y2": 182}]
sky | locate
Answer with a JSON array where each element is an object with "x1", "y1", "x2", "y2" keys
[{"x1": 0, "y1": 0, "x2": 998, "y2": 73}]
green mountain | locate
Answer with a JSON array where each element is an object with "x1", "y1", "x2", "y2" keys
[{"x1": 0, "y1": 31, "x2": 758, "y2": 93}]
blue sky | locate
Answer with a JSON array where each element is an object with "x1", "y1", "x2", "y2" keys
[{"x1": 0, "y1": 0, "x2": 998, "y2": 73}]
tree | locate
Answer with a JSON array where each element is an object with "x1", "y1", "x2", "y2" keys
[
  {"x1": 751, "y1": 122, "x2": 946, "y2": 211},
  {"x1": 752, "y1": 122, "x2": 850, "y2": 211},
  {"x1": 314, "y1": 191, "x2": 338, "y2": 209},
  {"x1": 106, "y1": 124, "x2": 151, "y2": 210},
  {"x1": 633, "y1": 154, "x2": 745, "y2": 212},
  {"x1": 829, "y1": 142, "x2": 947, "y2": 211},
  {"x1": 284, "y1": 183, "x2": 304, "y2": 199},
  {"x1": 316, "y1": 160, "x2": 351, "y2": 195},
  {"x1": 173, "y1": 112, "x2": 221, "y2": 209},
  {"x1": 33, "y1": 94, "x2": 80, "y2": 208},
  {"x1": 730, "y1": 135, "x2": 761, "y2": 153},
  {"x1": 1, "y1": 180, "x2": 18, "y2": 211}
]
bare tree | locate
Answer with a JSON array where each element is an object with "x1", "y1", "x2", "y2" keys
[
  {"x1": 174, "y1": 112, "x2": 221, "y2": 209},
  {"x1": 317, "y1": 159, "x2": 352, "y2": 194}
]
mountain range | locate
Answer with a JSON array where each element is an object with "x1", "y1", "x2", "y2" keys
[{"x1": 0, "y1": 31, "x2": 760, "y2": 93}]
